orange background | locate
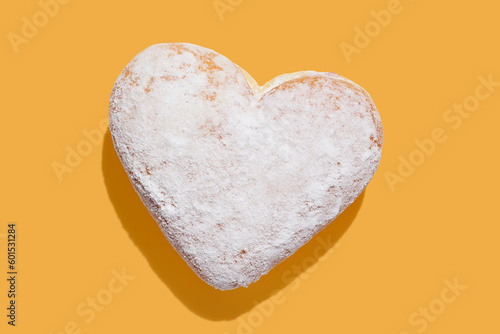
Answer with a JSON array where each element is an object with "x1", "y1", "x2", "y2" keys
[{"x1": 1, "y1": 0, "x2": 499, "y2": 333}]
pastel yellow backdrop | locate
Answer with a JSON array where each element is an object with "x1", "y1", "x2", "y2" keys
[{"x1": 1, "y1": 0, "x2": 499, "y2": 333}]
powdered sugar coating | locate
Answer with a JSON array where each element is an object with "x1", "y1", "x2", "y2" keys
[{"x1": 109, "y1": 43, "x2": 382, "y2": 290}]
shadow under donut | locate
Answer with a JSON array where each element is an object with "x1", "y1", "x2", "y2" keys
[{"x1": 102, "y1": 129, "x2": 364, "y2": 321}]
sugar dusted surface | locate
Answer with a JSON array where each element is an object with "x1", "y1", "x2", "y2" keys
[{"x1": 109, "y1": 43, "x2": 383, "y2": 290}]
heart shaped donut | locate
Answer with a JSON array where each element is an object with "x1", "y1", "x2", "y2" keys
[{"x1": 109, "y1": 43, "x2": 382, "y2": 290}]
